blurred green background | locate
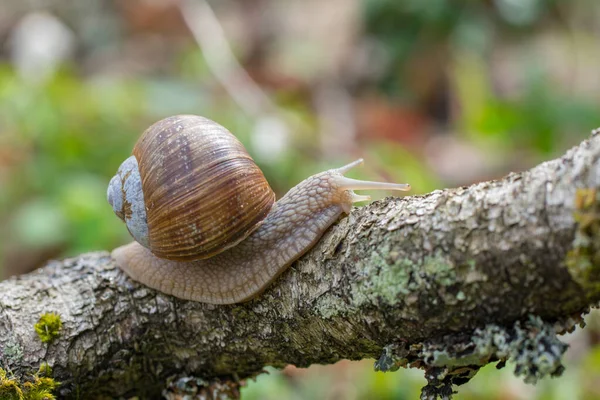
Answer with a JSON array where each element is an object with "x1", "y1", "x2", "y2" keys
[{"x1": 1, "y1": 0, "x2": 599, "y2": 398}]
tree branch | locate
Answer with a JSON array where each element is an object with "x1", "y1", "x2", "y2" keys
[{"x1": 1, "y1": 132, "x2": 600, "y2": 399}]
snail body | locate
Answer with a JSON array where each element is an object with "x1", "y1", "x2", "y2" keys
[{"x1": 109, "y1": 115, "x2": 410, "y2": 304}]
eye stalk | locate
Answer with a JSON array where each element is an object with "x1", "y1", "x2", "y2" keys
[
  {"x1": 334, "y1": 158, "x2": 411, "y2": 192},
  {"x1": 332, "y1": 159, "x2": 411, "y2": 212}
]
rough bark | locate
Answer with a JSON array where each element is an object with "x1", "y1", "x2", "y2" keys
[{"x1": 1, "y1": 132, "x2": 600, "y2": 399}]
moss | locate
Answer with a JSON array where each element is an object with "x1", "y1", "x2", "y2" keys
[
  {"x1": 34, "y1": 313, "x2": 62, "y2": 344},
  {"x1": 354, "y1": 338, "x2": 382, "y2": 358},
  {"x1": 36, "y1": 364, "x2": 52, "y2": 378},
  {"x1": 566, "y1": 188, "x2": 600, "y2": 295},
  {"x1": 0, "y1": 368, "x2": 24, "y2": 400},
  {"x1": 0, "y1": 365, "x2": 59, "y2": 400}
]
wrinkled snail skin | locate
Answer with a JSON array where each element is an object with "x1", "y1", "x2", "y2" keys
[{"x1": 112, "y1": 159, "x2": 410, "y2": 304}]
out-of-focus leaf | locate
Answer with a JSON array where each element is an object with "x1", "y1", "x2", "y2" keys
[
  {"x1": 57, "y1": 173, "x2": 129, "y2": 254},
  {"x1": 11, "y1": 200, "x2": 68, "y2": 248},
  {"x1": 365, "y1": 141, "x2": 442, "y2": 196}
]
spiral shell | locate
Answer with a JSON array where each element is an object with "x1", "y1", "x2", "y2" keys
[{"x1": 108, "y1": 115, "x2": 275, "y2": 261}]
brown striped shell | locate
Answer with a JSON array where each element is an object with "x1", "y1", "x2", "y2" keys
[{"x1": 132, "y1": 115, "x2": 275, "y2": 261}]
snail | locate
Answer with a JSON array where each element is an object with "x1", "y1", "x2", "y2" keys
[{"x1": 108, "y1": 115, "x2": 410, "y2": 304}]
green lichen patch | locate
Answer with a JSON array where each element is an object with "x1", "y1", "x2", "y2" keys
[
  {"x1": 34, "y1": 313, "x2": 62, "y2": 344},
  {"x1": 422, "y1": 256, "x2": 457, "y2": 288},
  {"x1": 314, "y1": 294, "x2": 346, "y2": 319},
  {"x1": 2, "y1": 340, "x2": 24, "y2": 365},
  {"x1": 351, "y1": 247, "x2": 412, "y2": 306},
  {"x1": 350, "y1": 248, "x2": 459, "y2": 308},
  {"x1": 0, "y1": 365, "x2": 60, "y2": 400},
  {"x1": 566, "y1": 188, "x2": 600, "y2": 295},
  {"x1": 317, "y1": 251, "x2": 465, "y2": 319}
]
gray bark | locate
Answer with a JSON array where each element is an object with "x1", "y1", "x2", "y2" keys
[{"x1": 1, "y1": 132, "x2": 600, "y2": 399}]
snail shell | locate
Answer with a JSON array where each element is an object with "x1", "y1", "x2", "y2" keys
[{"x1": 107, "y1": 115, "x2": 275, "y2": 261}]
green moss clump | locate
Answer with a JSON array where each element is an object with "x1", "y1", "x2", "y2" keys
[
  {"x1": 34, "y1": 313, "x2": 62, "y2": 344},
  {"x1": 0, "y1": 365, "x2": 59, "y2": 400},
  {"x1": 0, "y1": 368, "x2": 24, "y2": 400},
  {"x1": 566, "y1": 188, "x2": 600, "y2": 294},
  {"x1": 36, "y1": 364, "x2": 52, "y2": 378}
]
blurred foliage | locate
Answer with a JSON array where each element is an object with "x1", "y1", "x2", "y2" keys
[
  {"x1": 242, "y1": 363, "x2": 425, "y2": 400},
  {"x1": 452, "y1": 52, "x2": 600, "y2": 155},
  {"x1": 0, "y1": 66, "x2": 143, "y2": 256},
  {"x1": 363, "y1": 0, "x2": 600, "y2": 156},
  {"x1": 362, "y1": 0, "x2": 553, "y2": 98}
]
